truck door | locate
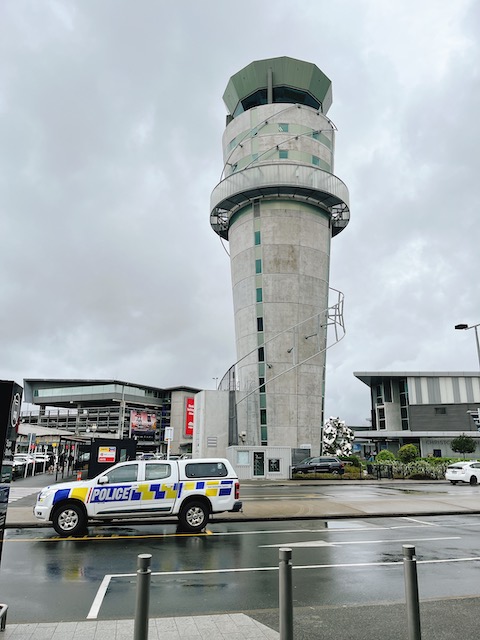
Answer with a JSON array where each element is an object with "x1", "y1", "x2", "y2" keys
[
  {"x1": 89, "y1": 462, "x2": 140, "y2": 518},
  {"x1": 140, "y1": 462, "x2": 177, "y2": 514}
]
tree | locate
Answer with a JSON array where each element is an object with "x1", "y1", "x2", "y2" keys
[
  {"x1": 451, "y1": 434, "x2": 476, "y2": 458},
  {"x1": 398, "y1": 444, "x2": 419, "y2": 463}
]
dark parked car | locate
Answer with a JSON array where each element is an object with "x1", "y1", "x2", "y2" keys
[{"x1": 292, "y1": 456, "x2": 345, "y2": 475}]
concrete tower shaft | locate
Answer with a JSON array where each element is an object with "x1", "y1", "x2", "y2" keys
[{"x1": 210, "y1": 57, "x2": 349, "y2": 454}]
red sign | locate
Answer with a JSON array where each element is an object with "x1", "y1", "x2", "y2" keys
[{"x1": 185, "y1": 397, "x2": 194, "y2": 437}]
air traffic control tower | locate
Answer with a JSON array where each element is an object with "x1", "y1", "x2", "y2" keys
[{"x1": 210, "y1": 57, "x2": 350, "y2": 455}]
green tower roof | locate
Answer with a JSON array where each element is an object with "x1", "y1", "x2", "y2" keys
[{"x1": 223, "y1": 56, "x2": 333, "y2": 117}]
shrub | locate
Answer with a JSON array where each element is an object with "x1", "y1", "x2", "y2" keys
[
  {"x1": 397, "y1": 444, "x2": 419, "y2": 463},
  {"x1": 375, "y1": 449, "x2": 395, "y2": 463}
]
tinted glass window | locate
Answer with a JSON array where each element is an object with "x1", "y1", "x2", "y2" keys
[
  {"x1": 102, "y1": 464, "x2": 138, "y2": 484},
  {"x1": 185, "y1": 462, "x2": 228, "y2": 478},
  {"x1": 145, "y1": 463, "x2": 171, "y2": 480}
]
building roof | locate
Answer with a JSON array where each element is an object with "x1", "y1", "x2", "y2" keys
[
  {"x1": 354, "y1": 372, "x2": 480, "y2": 386},
  {"x1": 223, "y1": 56, "x2": 332, "y2": 116},
  {"x1": 23, "y1": 378, "x2": 201, "y2": 403}
]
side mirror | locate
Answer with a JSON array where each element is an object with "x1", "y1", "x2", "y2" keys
[{"x1": 98, "y1": 475, "x2": 109, "y2": 485}]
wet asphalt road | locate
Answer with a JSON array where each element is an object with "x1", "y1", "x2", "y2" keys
[{"x1": 2, "y1": 513, "x2": 480, "y2": 625}]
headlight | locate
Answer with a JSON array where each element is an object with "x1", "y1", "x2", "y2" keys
[{"x1": 37, "y1": 488, "x2": 55, "y2": 503}]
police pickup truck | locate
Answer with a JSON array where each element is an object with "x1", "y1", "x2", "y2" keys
[{"x1": 34, "y1": 458, "x2": 242, "y2": 536}]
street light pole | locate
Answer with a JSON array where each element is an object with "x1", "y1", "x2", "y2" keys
[{"x1": 455, "y1": 323, "x2": 480, "y2": 369}]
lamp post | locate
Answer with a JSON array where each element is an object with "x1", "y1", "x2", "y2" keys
[{"x1": 455, "y1": 323, "x2": 480, "y2": 369}]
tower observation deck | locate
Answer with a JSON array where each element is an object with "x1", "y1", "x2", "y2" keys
[{"x1": 210, "y1": 57, "x2": 349, "y2": 454}]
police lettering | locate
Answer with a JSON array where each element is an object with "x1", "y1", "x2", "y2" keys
[{"x1": 90, "y1": 485, "x2": 133, "y2": 503}]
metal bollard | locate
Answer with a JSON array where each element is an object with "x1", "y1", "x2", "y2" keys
[
  {"x1": 134, "y1": 554, "x2": 152, "y2": 640},
  {"x1": 279, "y1": 548, "x2": 293, "y2": 640},
  {"x1": 403, "y1": 545, "x2": 422, "y2": 640}
]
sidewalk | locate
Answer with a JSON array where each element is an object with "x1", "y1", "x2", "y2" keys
[{"x1": 1, "y1": 614, "x2": 279, "y2": 639}]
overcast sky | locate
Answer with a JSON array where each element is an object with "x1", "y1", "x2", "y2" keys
[{"x1": 1, "y1": 0, "x2": 479, "y2": 425}]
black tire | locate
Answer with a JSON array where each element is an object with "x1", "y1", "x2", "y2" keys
[
  {"x1": 450, "y1": 481, "x2": 458, "y2": 485},
  {"x1": 179, "y1": 500, "x2": 209, "y2": 533},
  {"x1": 470, "y1": 476, "x2": 478, "y2": 486},
  {"x1": 52, "y1": 502, "x2": 87, "y2": 537}
]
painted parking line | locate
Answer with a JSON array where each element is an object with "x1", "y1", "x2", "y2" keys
[{"x1": 86, "y1": 551, "x2": 480, "y2": 620}]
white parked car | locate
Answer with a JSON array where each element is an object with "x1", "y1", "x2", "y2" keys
[{"x1": 445, "y1": 461, "x2": 480, "y2": 485}]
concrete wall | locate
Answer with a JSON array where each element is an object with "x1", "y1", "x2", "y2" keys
[
  {"x1": 226, "y1": 445, "x2": 292, "y2": 480},
  {"x1": 192, "y1": 390, "x2": 230, "y2": 459}
]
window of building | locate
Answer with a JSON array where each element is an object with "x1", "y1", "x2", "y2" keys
[
  {"x1": 435, "y1": 407, "x2": 447, "y2": 415},
  {"x1": 256, "y1": 288, "x2": 263, "y2": 302},
  {"x1": 253, "y1": 200, "x2": 260, "y2": 217},
  {"x1": 255, "y1": 259, "x2": 262, "y2": 274},
  {"x1": 258, "y1": 347, "x2": 265, "y2": 362},
  {"x1": 237, "y1": 451, "x2": 249, "y2": 465},
  {"x1": 254, "y1": 230, "x2": 261, "y2": 245},
  {"x1": 312, "y1": 155, "x2": 320, "y2": 166},
  {"x1": 260, "y1": 409, "x2": 267, "y2": 425},
  {"x1": 257, "y1": 317, "x2": 263, "y2": 332},
  {"x1": 375, "y1": 385, "x2": 383, "y2": 405},
  {"x1": 259, "y1": 377, "x2": 265, "y2": 393},
  {"x1": 278, "y1": 123, "x2": 289, "y2": 132},
  {"x1": 378, "y1": 407, "x2": 386, "y2": 430},
  {"x1": 279, "y1": 150, "x2": 288, "y2": 159},
  {"x1": 384, "y1": 379, "x2": 392, "y2": 403}
]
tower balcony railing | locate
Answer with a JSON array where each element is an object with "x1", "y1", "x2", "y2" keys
[{"x1": 210, "y1": 162, "x2": 350, "y2": 239}]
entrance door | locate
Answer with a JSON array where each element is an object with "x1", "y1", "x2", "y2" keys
[{"x1": 253, "y1": 452, "x2": 265, "y2": 476}]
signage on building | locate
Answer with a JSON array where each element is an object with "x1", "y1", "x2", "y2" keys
[
  {"x1": 130, "y1": 410, "x2": 157, "y2": 439},
  {"x1": 0, "y1": 381, "x2": 23, "y2": 567},
  {"x1": 98, "y1": 447, "x2": 116, "y2": 464},
  {"x1": 185, "y1": 397, "x2": 194, "y2": 437}
]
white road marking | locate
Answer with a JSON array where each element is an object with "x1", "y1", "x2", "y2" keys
[
  {"x1": 8, "y1": 487, "x2": 42, "y2": 503},
  {"x1": 86, "y1": 552, "x2": 480, "y2": 620},
  {"x1": 259, "y1": 536, "x2": 460, "y2": 548},
  {"x1": 401, "y1": 517, "x2": 440, "y2": 526}
]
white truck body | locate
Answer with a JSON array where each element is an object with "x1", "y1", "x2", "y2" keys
[{"x1": 34, "y1": 458, "x2": 242, "y2": 535}]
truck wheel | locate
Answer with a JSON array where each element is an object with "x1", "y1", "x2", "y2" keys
[
  {"x1": 52, "y1": 503, "x2": 87, "y2": 537},
  {"x1": 179, "y1": 500, "x2": 209, "y2": 533}
]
